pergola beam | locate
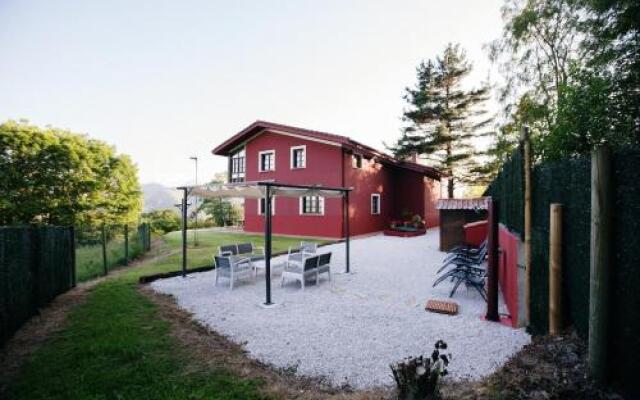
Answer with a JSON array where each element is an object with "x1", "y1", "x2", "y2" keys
[{"x1": 177, "y1": 181, "x2": 352, "y2": 306}]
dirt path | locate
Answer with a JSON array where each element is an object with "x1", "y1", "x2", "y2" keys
[{"x1": 140, "y1": 287, "x2": 391, "y2": 400}]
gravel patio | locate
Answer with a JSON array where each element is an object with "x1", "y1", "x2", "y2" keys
[{"x1": 151, "y1": 229, "x2": 530, "y2": 389}]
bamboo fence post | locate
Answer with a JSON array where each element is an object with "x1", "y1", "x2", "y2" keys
[
  {"x1": 549, "y1": 203, "x2": 563, "y2": 335},
  {"x1": 589, "y1": 146, "x2": 613, "y2": 384},
  {"x1": 522, "y1": 126, "x2": 532, "y2": 325}
]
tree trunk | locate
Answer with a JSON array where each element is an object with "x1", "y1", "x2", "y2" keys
[
  {"x1": 447, "y1": 178, "x2": 454, "y2": 199},
  {"x1": 391, "y1": 357, "x2": 439, "y2": 400}
]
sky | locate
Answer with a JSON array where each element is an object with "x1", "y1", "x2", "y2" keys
[{"x1": 0, "y1": 0, "x2": 505, "y2": 187}]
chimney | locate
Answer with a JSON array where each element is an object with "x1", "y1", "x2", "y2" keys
[{"x1": 405, "y1": 151, "x2": 419, "y2": 164}]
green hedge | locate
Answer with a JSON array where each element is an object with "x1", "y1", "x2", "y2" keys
[
  {"x1": 528, "y1": 156, "x2": 591, "y2": 336},
  {"x1": 484, "y1": 146, "x2": 525, "y2": 236},
  {"x1": 0, "y1": 226, "x2": 74, "y2": 345},
  {"x1": 486, "y1": 146, "x2": 640, "y2": 396}
]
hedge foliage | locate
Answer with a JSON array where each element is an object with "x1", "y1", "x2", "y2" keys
[
  {"x1": 0, "y1": 226, "x2": 74, "y2": 345},
  {"x1": 486, "y1": 145, "x2": 640, "y2": 394}
]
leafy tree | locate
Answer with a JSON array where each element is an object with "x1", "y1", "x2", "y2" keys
[
  {"x1": 197, "y1": 173, "x2": 242, "y2": 227},
  {"x1": 577, "y1": 0, "x2": 639, "y2": 146},
  {"x1": 198, "y1": 198, "x2": 242, "y2": 227},
  {"x1": 488, "y1": 0, "x2": 638, "y2": 165},
  {"x1": 142, "y1": 209, "x2": 181, "y2": 234},
  {"x1": 390, "y1": 43, "x2": 493, "y2": 197},
  {"x1": 0, "y1": 120, "x2": 142, "y2": 226},
  {"x1": 489, "y1": 0, "x2": 583, "y2": 129}
]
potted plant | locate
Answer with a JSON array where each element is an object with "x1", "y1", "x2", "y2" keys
[{"x1": 412, "y1": 214, "x2": 425, "y2": 229}]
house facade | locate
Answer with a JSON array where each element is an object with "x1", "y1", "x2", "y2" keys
[{"x1": 212, "y1": 121, "x2": 444, "y2": 238}]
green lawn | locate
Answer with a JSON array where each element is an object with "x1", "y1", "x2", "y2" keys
[
  {"x1": 7, "y1": 230, "x2": 332, "y2": 400},
  {"x1": 159, "y1": 229, "x2": 331, "y2": 271}
]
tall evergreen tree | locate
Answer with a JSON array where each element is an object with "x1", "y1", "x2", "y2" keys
[{"x1": 390, "y1": 43, "x2": 492, "y2": 197}]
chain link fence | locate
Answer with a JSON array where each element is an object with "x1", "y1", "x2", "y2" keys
[{"x1": 75, "y1": 223, "x2": 151, "y2": 282}]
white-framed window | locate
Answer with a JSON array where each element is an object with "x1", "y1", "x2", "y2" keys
[
  {"x1": 230, "y1": 149, "x2": 245, "y2": 183},
  {"x1": 371, "y1": 193, "x2": 381, "y2": 215},
  {"x1": 258, "y1": 150, "x2": 275, "y2": 172},
  {"x1": 290, "y1": 145, "x2": 306, "y2": 169},
  {"x1": 258, "y1": 196, "x2": 275, "y2": 215},
  {"x1": 299, "y1": 196, "x2": 324, "y2": 215},
  {"x1": 352, "y1": 153, "x2": 363, "y2": 168}
]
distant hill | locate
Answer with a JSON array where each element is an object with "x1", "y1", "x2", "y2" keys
[{"x1": 142, "y1": 183, "x2": 182, "y2": 213}]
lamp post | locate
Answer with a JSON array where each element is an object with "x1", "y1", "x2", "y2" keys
[{"x1": 189, "y1": 156, "x2": 199, "y2": 247}]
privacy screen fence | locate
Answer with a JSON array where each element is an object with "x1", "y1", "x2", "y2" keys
[
  {"x1": 1, "y1": 223, "x2": 152, "y2": 346},
  {"x1": 485, "y1": 145, "x2": 640, "y2": 394},
  {"x1": 0, "y1": 226, "x2": 74, "y2": 345}
]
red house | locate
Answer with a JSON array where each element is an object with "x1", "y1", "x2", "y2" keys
[{"x1": 212, "y1": 121, "x2": 444, "y2": 238}]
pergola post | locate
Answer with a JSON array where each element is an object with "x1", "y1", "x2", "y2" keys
[
  {"x1": 181, "y1": 187, "x2": 188, "y2": 278},
  {"x1": 486, "y1": 197, "x2": 500, "y2": 321},
  {"x1": 344, "y1": 191, "x2": 350, "y2": 273},
  {"x1": 264, "y1": 185, "x2": 273, "y2": 305}
]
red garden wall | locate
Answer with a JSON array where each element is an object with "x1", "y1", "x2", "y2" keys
[
  {"x1": 463, "y1": 221, "x2": 520, "y2": 327},
  {"x1": 463, "y1": 220, "x2": 487, "y2": 247},
  {"x1": 498, "y1": 225, "x2": 520, "y2": 327}
]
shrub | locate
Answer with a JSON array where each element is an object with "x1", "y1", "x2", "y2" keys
[{"x1": 143, "y1": 209, "x2": 181, "y2": 234}]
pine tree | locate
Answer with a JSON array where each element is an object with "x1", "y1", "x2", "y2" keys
[{"x1": 390, "y1": 43, "x2": 492, "y2": 198}]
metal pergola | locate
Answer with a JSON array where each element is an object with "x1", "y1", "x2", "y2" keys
[{"x1": 177, "y1": 181, "x2": 352, "y2": 306}]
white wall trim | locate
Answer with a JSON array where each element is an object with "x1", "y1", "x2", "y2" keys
[{"x1": 267, "y1": 129, "x2": 341, "y2": 147}]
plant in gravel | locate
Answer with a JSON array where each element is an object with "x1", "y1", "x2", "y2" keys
[{"x1": 390, "y1": 340, "x2": 450, "y2": 400}]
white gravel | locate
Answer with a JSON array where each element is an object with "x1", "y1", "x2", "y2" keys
[{"x1": 151, "y1": 229, "x2": 530, "y2": 389}]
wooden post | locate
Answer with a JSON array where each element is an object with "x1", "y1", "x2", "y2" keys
[
  {"x1": 588, "y1": 146, "x2": 613, "y2": 384},
  {"x1": 101, "y1": 224, "x2": 108, "y2": 276},
  {"x1": 486, "y1": 197, "x2": 500, "y2": 321},
  {"x1": 522, "y1": 125, "x2": 532, "y2": 325},
  {"x1": 549, "y1": 203, "x2": 563, "y2": 335}
]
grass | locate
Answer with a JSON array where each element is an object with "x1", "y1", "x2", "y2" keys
[
  {"x1": 7, "y1": 230, "x2": 333, "y2": 400},
  {"x1": 158, "y1": 229, "x2": 331, "y2": 271}
]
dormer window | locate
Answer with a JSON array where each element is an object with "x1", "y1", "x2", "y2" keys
[
  {"x1": 352, "y1": 154, "x2": 363, "y2": 168},
  {"x1": 291, "y1": 145, "x2": 306, "y2": 169},
  {"x1": 259, "y1": 150, "x2": 275, "y2": 172}
]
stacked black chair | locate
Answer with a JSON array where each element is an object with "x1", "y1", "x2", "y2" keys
[{"x1": 433, "y1": 239, "x2": 488, "y2": 300}]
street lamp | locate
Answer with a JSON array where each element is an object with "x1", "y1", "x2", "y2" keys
[{"x1": 189, "y1": 156, "x2": 199, "y2": 247}]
